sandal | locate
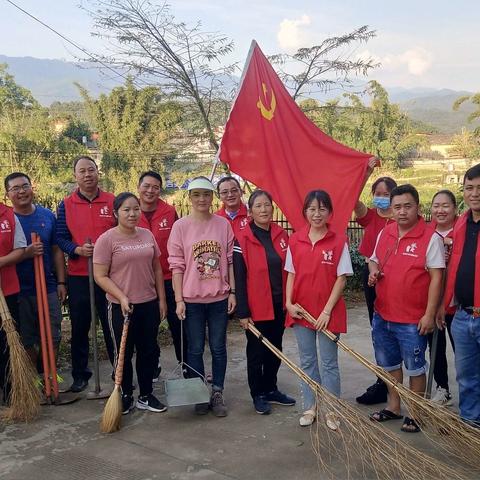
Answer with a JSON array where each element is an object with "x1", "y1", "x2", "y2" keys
[
  {"x1": 299, "y1": 409, "x2": 316, "y2": 427},
  {"x1": 401, "y1": 416, "x2": 420, "y2": 433},
  {"x1": 369, "y1": 408, "x2": 403, "y2": 422},
  {"x1": 325, "y1": 411, "x2": 340, "y2": 431}
]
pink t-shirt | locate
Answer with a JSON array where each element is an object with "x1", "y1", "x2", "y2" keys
[
  {"x1": 93, "y1": 227, "x2": 160, "y2": 304},
  {"x1": 167, "y1": 214, "x2": 234, "y2": 303}
]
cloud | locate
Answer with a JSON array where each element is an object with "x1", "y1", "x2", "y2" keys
[
  {"x1": 277, "y1": 15, "x2": 311, "y2": 51},
  {"x1": 358, "y1": 46, "x2": 433, "y2": 76}
]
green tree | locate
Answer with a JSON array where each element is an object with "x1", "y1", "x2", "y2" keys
[
  {"x1": 453, "y1": 93, "x2": 480, "y2": 136},
  {"x1": 0, "y1": 64, "x2": 38, "y2": 111},
  {"x1": 449, "y1": 128, "x2": 480, "y2": 167}
]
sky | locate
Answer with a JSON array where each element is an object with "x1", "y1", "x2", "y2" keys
[{"x1": 1, "y1": 0, "x2": 479, "y2": 91}]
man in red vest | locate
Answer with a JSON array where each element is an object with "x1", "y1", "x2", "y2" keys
[
  {"x1": 137, "y1": 171, "x2": 186, "y2": 378},
  {"x1": 215, "y1": 176, "x2": 249, "y2": 237},
  {"x1": 368, "y1": 184, "x2": 445, "y2": 433},
  {"x1": 443, "y1": 163, "x2": 480, "y2": 426},
  {"x1": 0, "y1": 199, "x2": 26, "y2": 403},
  {"x1": 56, "y1": 156, "x2": 116, "y2": 392}
]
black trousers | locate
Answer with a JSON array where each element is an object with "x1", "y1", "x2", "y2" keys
[
  {"x1": 0, "y1": 294, "x2": 19, "y2": 403},
  {"x1": 362, "y1": 263, "x2": 376, "y2": 325},
  {"x1": 427, "y1": 313, "x2": 455, "y2": 390},
  {"x1": 68, "y1": 275, "x2": 115, "y2": 381},
  {"x1": 110, "y1": 300, "x2": 159, "y2": 397},
  {"x1": 245, "y1": 302, "x2": 285, "y2": 399}
]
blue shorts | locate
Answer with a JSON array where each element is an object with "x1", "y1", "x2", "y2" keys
[{"x1": 372, "y1": 312, "x2": 427, "y2": 377}]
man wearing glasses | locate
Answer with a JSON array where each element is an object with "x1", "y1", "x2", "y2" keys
[
  {"x1": 4, "y1": 172, "x2": 66, "y2": 377},
  {"x1": 137, "y1": 171, "x2": 183, "y2": 379},
  {"x1": 215, "y1": 176, "x2": 249, "y2": 237}
]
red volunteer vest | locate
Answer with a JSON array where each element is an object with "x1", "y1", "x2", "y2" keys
[
  {"x1": 0, "y1": 203, "x2": 20, "y2": 296},
  {"x1": 64, "y1": 189, "x2": 115, "y2": 276},
  {"x1": 236, "y1": 222, "x2": 289, "y2": 321},
  {"x1": 374, "y1": 218, "x2": 437, "y2": 324},
  {"x1": 138, "y1": 200, "x2": 177, "y2": 280},
  {"x1": 444, "y1": 211, "x2": 480, "y2": 309},
  {"x1": 215, "y1": 204, "x2": 249, "y2": 237},
  {"x1": 286, "y1": 226, "x2": 347, "y2": 334}
]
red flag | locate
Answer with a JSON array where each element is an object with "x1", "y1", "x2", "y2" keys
[{"x1": 218, "y1": 40, "x2": 371, "y2": 232}]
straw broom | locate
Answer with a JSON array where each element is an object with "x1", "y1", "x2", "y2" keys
[
  {"x1": 296, "y1": 303, "x2": 480, "y2": 471},
  {"x1": 247, "y1": 323, "x2": 467, "y2": 480},
  {"x1": 100, "y1": 313, "x2": 130, "y2": 433},
  {"x1": 0, "y1": 287, "x2": 41, "y2": 422}
]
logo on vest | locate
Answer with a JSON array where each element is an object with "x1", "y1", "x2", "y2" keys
[
  {"x1": 99, "y1": 206, "x2": 110, "y2": 218},
  {"x1": 158, "y1": 218, "x2": 170, "y2": 230},
  {"x1": 239, "y1": 217, "x2": 248, "y2": 229},
  {"x1": 0, "y1": 219, "x2": 11, "y2": 232},
  {"x1": 279, "y1": 238, "x2": 287, "y2": 251},
  {"x1": 403, "y1": 242, "x2": 418, "y2": 258},
  {"x1": 322, "y1": 250, "x2": 334, "y2": 265}
]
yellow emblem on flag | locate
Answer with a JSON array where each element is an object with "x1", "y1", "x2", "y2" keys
[{"x1": 257, "y1": 83, "x2": 276, "y2": 120}]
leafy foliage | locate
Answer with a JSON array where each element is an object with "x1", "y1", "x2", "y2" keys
[{"x1": 453, "y1": 92, "x2": 480, "y2": 136}]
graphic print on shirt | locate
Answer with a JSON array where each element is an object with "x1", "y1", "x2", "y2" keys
[
  {"x1": 403, "y1": 242, "x2": 418, "y2": 258},
  {"x1": 0, "y1": 219, "x2": 11, "y2": 232},
  {"x1": 159, "y1": 218, "x2": 169, "y2": 229},
  {"x1": 192, "y1": 240, "x2": 222, "y2": 280},
  {"x1": 322, "y1": 249, "x2": 334, "y2": 264},
  {"x1": 239, "y1": 217, "x2": 248, "y2": 229}
]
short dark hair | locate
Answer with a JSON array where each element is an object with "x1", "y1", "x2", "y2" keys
[
  {"x1": 73, "y1": 155, "x2": 97, "y2": 171},
  {"x1": 302, "y1": 190, "x2": 333, "y2": 218},
  {"x1": 371, "y1": 176, "x2": 397, "y2": 195},
  {"x1": 432, "y1": 189, "x2": 457, "y2": 207},
  {"x1": 4, "y1": 172, "x2": 31, "y2": 191},
  {"x1": 113, "y1": 192, "x2": 139, "y2": 214},
  {"x1": 390, "y1": 184, "x2": 419, "y2": 205},
  {"x1": 463, "y1": 163, "x2": 480, "y2": 183},
  {"x1": 217, "y1": 176, "x2": 241, "y2": 193},
  {"x1": 248, "y1": 189, "x2": 273, "y2": 209},
  {"x1": 138, "y1": 170, "x2": 163, "y2": 187}
]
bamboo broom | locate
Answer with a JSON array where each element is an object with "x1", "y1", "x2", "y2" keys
[
  {"x1": 247, "y1": 323, "x2": 467, "y2": 480},
  {"x1": 295, "y1": 303, "x2": 480, "y2": 471},
  {"x1": 100, "y1": 312, "x2": 130, "y2": 433},
  {"x1": 0, "y1": 286, "x2": 41, "y2": 422}
]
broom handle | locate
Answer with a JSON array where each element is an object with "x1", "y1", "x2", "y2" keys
[
  {"x1": 32, "y1": 233, "x2": 52, "y2": 398},
  {"x1": 114, "y1": 314, "x2": 130, "y2": 387},
  {"x1": 35, "y1": 232, "x2": 59, "y2": 400}
]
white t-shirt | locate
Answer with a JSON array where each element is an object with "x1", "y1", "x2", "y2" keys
[
  {"x1": 370, "y1": 229, "x2": 445, "y2": 269},
  {"x1": 284, "y1": 243, "x2": 353, "y2": 276}
]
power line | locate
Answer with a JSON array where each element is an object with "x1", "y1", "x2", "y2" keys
[{"x1": 4, "y1": 0, "x2": 146, "y2": 89}]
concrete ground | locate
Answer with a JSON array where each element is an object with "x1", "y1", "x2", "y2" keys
[{"x1": 0, "y1": 305, "x2": 470, "y2": 480}]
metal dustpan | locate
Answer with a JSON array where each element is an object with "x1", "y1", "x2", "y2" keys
[{"x1": 165, "y1": 373, "x2": 210, "y2": 407}]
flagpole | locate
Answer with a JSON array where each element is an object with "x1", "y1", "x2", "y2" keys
[{"x1": 210, "y1": 39, "x2": 258, "y2": 182}]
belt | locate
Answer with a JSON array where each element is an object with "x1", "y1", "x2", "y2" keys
[{"x1": 461, "y1": 306, "x2": 480, "y2": 318}]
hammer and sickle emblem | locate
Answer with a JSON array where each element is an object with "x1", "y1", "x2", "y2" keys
[{"x1": 256, "y1": 83, "x2": 276, "y2": 121}]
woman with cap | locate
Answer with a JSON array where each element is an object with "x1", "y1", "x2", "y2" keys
[{"x1": 168, "y1": 176, "x2": 236, "y2": 417}]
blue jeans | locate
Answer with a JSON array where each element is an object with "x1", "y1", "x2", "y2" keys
[
  {"x1": 451, "y1": 308, "x2": 480, "y2": 425},
  {"x1": 184, "y1": 299, "x2": 229, "y2": 391},
  {"x1": 372, "y1": 312, "x2": 427, "y2": 377},
  {"x1": 293, "y1": 325, "x2": 340, "y2": 410}
]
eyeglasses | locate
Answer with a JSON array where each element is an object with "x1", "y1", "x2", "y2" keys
[
  {"x1": 219, "y1": 188, "x2": 240, "y2": 196},
  {"x1": 8, "y1": 183, "x2": 32, "y2": 193}
]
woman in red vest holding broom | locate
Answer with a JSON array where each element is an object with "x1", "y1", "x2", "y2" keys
[
  {"x1": 285, "y1": 190, "x2": 353, "y2": 429},
  {"x1": 233, "y1": 189, "x2": 296, "y2": 415}
]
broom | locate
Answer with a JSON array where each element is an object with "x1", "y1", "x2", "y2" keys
[
  {"x1": 0, "y1": 286, "x2": 41, "y2": 422},
  {"x1": 100, "y1": 312, "x2": 130, "y2": 433},
  {"x1": 246, "y1": 323, "x2": 467, "y2": 480},
  {"x1": 295, "y1": 303, "x2": 480, "y2": 471}
]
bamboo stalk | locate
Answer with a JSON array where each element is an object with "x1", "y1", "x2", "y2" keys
[{"x1": 295, "y1": 303, "x2": 480, "y2": 471}]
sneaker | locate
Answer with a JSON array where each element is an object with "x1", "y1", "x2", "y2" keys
[
  {"x1": 122, "y1": 394, "x2": 134, "y2": 415},
  {"x1": 253, "y1": 395, "x2": 271, "y2": 415},
  {"x1": 136, "y1": 394, "x2": 167, "y2": 412},
  {"x1": 69, "y1": 378, "x2": 88, "y2": 393},
  {"x1": 355, "y1": 379, "x2": 388, "y2": 405},
  {"x1": 265, "y1": 389, "x2": 296, "y2": 406},
  {"x1": 299, "y1": 409, "x2": 316, "y2": 427},
  {"x1": 210, "y1": 391, "x2": 228, "y2": 417},
  {"x1": 431, "y1": 387, "x2": 453, "y2": 406},
  {"x1": 152, "y1": 364, "x2": 162, "y2": 383},
  {"x1": 194, "y1": 402, "x2": 210, "y2": 415}
]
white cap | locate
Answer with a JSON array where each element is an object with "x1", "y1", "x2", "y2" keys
[{"x1": 187, "y1": 177, "x2": 215, "y2": 191}]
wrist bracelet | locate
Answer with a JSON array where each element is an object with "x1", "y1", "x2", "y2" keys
[
  {"x1": 58, "y1": 282, "x2": 66, "y2": 285},
  {"x1": 176, "y1": 299, "x2": 184, "y2": 303},
  {"x1": 230, "y1": 290, "x2": 236, "y2": 294}
]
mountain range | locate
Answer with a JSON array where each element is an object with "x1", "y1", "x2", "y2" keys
[{"x1": 1, "y1": 54, "x2": 478, "y2": 134}]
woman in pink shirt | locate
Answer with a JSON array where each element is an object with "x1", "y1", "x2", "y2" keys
[
  {"x1": 94, "y1": 192, "x2": 167, "y2": 416},
  {"x1": 168, "y1": 177, "x2": 236, "y2": 417}
]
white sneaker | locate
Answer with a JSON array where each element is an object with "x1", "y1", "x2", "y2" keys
[
  {"x1": 431, "y1": 387, "x2": 453, "y2": 406},
  {"x1": 299, "y1": 409, "x2": 316, "y2": 427}
]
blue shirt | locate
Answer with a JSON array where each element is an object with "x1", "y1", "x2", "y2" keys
[{"x1": 16, "y1": 205, "x2": 58, "y2": 296}]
